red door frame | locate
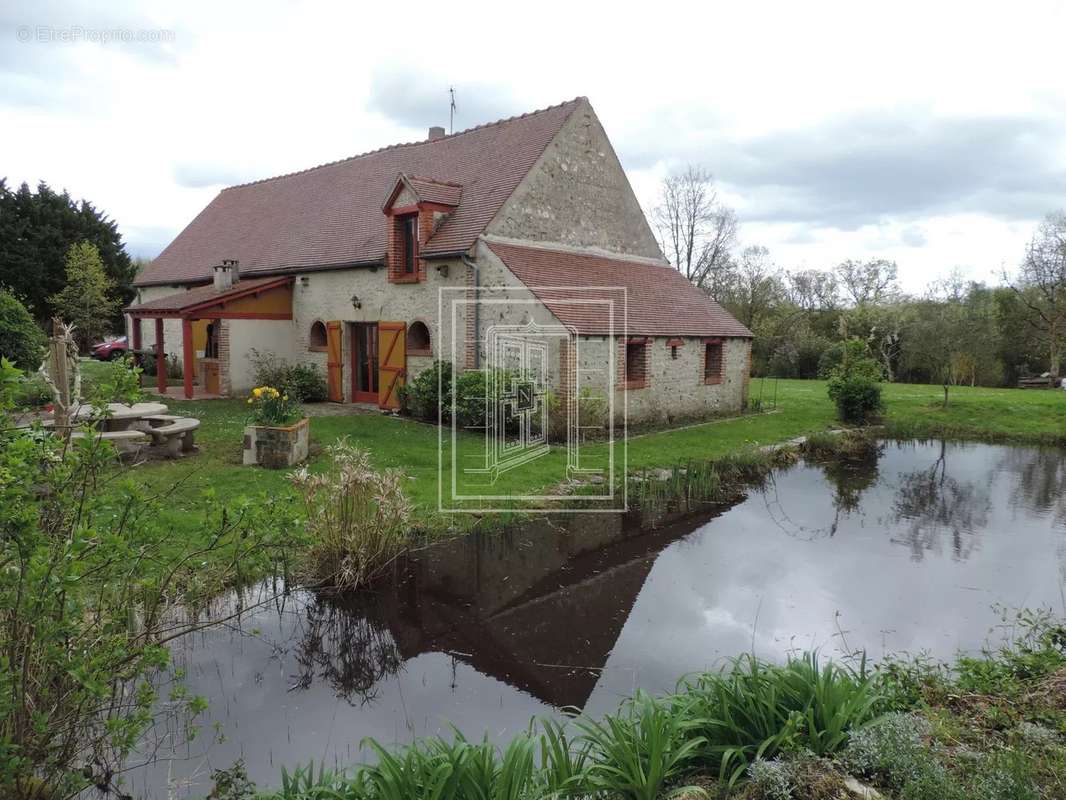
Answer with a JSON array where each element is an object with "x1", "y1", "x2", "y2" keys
[{"x1": 349, "y1": 322, "x2": 379, "y2": 404}]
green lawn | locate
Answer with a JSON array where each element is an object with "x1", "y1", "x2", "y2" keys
[{"x1": 128, "y1": 378, "x2": 1066, "y2": 537}]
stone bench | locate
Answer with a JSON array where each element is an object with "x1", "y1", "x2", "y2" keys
[
  {"x1": 69, "y1": 429, "x2": 149, "y2": 455},
  {"x1": 144, "y1": 415, "x2": 200, "y2": 457}
]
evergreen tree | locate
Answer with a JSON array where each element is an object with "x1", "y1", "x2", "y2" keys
[
  {"x1": 50, "y1": 242, "x2": 120, "y2": 351},
  {"x1": 0, "y1": 179, "x2": 135, "y2": 325}
]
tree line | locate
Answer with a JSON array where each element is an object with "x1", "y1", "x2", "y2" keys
[
  {"x1": 0, "y1": 180, "x2": 139, "y2": 361},
  {"x1": 652, "y1": 166, "x2": 1066, "y2": 388}
]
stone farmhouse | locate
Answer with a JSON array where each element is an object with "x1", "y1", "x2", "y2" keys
[{"x1": 127, "y1": 97, "x2": 753, "y2": 426}]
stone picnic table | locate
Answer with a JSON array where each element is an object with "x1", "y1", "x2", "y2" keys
[
  {"x1": 72, "y1": 401, "x2": 170, "y2": 431},
  {"x1": 65, "y1": 402, "x2": 201, "y2": 457}
]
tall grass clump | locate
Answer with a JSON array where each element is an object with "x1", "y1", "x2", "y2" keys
[
  {"x1": 574, "y1": 691, "x2": 708, "y2": 799},
  {"x1": 290, "y1": 438, "x2": 411, "y2": 590},
  {"x1": 679, "y1": 653, "x2": 879, "y2": 784},
  {"x1": 357, "y1": 732, "x2": 540, "y2": 800}
]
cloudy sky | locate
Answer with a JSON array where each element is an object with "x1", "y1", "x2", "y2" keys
[{"x1": 3, "y1": 0, "x2": 1065, "y2": 291}]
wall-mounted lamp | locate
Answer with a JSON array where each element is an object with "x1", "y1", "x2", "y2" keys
[
  {"x1": 350, "y1": 294, "x2": 362, "y2": 310},
  {"x1": 436, "y1": 263, "x2": 450, "y2": 278},
  {"x1": 300, "y1": 276, "x2": 310, "y2": 287}
]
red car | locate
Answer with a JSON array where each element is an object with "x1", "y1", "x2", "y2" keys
[{"x1": 90, "y1": 335, "x2": 129, "y2": 361}]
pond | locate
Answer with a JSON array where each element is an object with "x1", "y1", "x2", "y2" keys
[{"x1": 128, "y1": 439, "x2": 1066, "y2": 798}]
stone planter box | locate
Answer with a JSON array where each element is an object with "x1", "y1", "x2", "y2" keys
[{"x1": 243, "y1": 417, "x2": 310, "y2": 468}]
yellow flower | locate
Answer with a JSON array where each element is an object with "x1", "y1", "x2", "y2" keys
[
  {"x1": 247, "y1": 398, "x2": 253, "y2": 404},
  {"x1": 282, "y1": 394, "x2": 289, "y2": 401},
  {"x1": 253, "y1": 387, "x2": 263, "y2": 398}
]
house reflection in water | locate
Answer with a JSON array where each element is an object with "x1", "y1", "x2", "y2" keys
[{"x1": 303, "y1": 512, "x2": 709, "y2": 710}]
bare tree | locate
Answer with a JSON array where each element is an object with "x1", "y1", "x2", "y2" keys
[
  {"x1": 835, "y1": 258, "x2": 900, "y2": 306},
  {"x1": 651, "y1": 166, "x2": 738, "y2": 290},
  {"x1": 723, "y1": 245, "x2": 786, "y2": 331},
  {"x1": 787, "y1": 268, "x2": 840, "y2": 312},
  {"x1": 1006, "y1": 211, "x2": 1066, "y2": 376}
]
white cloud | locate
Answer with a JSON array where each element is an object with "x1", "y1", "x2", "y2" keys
[{"x1": 3, "y1": 0, "x2": 1064, "y2": 292}]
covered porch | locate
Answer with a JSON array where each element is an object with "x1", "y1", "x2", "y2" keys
[{"x1": 125, "y1": 275, "x2": 295, "y2": 400}]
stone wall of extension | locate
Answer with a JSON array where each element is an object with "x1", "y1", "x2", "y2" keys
[{"x1": 560, "y1": 335, "x2": 751, "y2": 427}]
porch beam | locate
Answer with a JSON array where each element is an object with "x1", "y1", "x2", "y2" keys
[
  {"x1": 131, "y1": 317, "x2": 143, "y2": 386},
  {"x1": 182, "y1": 318, "x2": 194, "y2": 400},
  {"x1": 154, "y1": 318, "x2": 166, "y2": 395}
]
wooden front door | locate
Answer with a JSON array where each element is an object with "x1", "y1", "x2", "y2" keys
[
  {"x1": 326, "y1": 320, "x2": 344, "y2": 402},
  {"x1": 378, "y1": 321, "x2": 406, "y2": 410},
  {"x1": 350, "y1": 322, "x2": 379, "y2": 404}
]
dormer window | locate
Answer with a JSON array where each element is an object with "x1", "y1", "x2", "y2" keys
[
  {"x1": 382, "y1": 173, "x2": 462, "y2": 284},
  {"x1": 399, "y1": 213, "x2": 417, "y2": 275}
]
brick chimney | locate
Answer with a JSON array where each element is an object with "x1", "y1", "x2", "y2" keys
[
  {"x1": 213, "y1": 259, "x2": 239, "y2": 291},
  {"x1": 428, "y1": 126, "x2": 445, "y2": 141}
]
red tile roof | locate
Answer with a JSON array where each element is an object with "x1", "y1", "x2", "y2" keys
[
  {"x1": 407, "y1": 176, "x2": 463, "y2": 207},
  {"x1": 126, "y1": 276, "x2": 292, "y2": 315},
  {"x1": 136, "y1": 99, "x2": 584, "y2": 286},
  {"x1": 486, "y1": 241, "x2": 754, "y2": 338}
]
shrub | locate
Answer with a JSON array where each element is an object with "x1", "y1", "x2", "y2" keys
[
  {"x1": 291, "y1": 438, "x2": 411, "y2": 590},
  {"x1": 249, "y1": 349, "x2": 328, "y2": 402},
  {"x1": 284, "y1": 363, "x2": 328, "y2": 403},
  {"x1": 747, "y1": 757, "x2": 794, "y2": 800},
  {"x1": 454, "y1": 368, "x2": 523, "y2": 432},
  {"x1": 141, "y1": 351, "x2": 181, "y2": 379},
  {"x1": 9, "y1": 374, "x2": 52, "y2": 408},
  {"x1": 841, "y1": 712, "x2": 933, "y2": 790},
  {"x1": 825, "y1": 339, "x2": 884, "y2": 424},
  {"x1": 402, "y1": 359, "x2": 452, "y2": 422},
  {"x1": 83, "y1": 353, "x2": 143, "y2": 407},
  {"x1": 0, "y1": 289, "x2": 45, "y2": 370},
  {"x1": 249, "y1": 348, "x2": 291, "y2": 390}
]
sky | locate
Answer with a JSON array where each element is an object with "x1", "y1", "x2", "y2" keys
[{"x1": 3, "y1": 0, "x2": 1065, "y2": 293}]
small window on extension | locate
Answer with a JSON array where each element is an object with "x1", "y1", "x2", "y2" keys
[{"x1": 625, "y1": 339, "x2": 648, "y2": 389}]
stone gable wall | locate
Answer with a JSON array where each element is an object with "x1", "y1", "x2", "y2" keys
[{"x1": 487, "y1": 100, "x2": 662, "y2": 260}]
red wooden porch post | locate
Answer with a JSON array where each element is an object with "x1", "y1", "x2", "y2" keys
[
  {"x1": 155, "y1": 318, "x2": 166, "y2": 395},
  {"x1": 131, "y1": 316, "x2": 143, "y2": 386},
  {"x1": 181, "y1": 318, "x2": 194, "y2": 400}
]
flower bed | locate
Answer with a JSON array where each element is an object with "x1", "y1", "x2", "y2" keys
[{"x1": 242, "y1": 386, "x2": 309, "y2": 468}]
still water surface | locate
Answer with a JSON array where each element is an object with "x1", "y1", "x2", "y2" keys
[{"x1": 131, "y1": 440, "x2": 1066, "y2": 797}]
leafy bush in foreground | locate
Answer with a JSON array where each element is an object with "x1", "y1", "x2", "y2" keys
[
  {"x1": 0, "y1": 289, "x2": 45, "y2": 370},
  {"x1": 0, "y1": 358, "x2": 295, "y2": 799}
]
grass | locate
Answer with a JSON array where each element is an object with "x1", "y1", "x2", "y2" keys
[{"x1": 121, "y1": 377, "x2": 1066, "y2": 538}]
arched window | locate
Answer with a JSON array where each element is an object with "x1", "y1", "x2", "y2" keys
[
  {"x1": 309, "y1": 320, "x2": 327, "y2": 351},
  {"x1": 407, "y1": 320, "x2": 431, "y2": 355}
]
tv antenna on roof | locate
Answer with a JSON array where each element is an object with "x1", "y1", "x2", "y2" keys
[{"x1": 449, "y1": 86, "x2": 456, "y2": 134}]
